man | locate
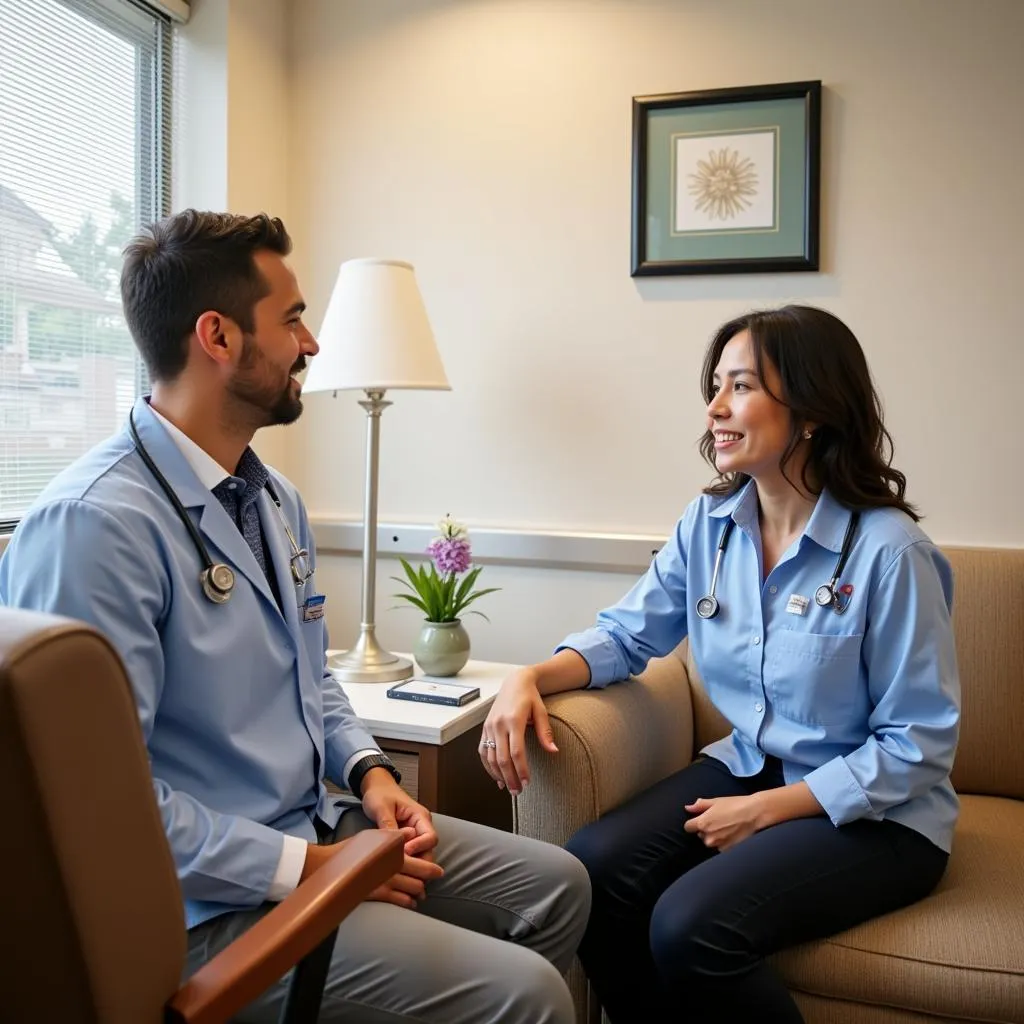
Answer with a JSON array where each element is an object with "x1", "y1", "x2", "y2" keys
[{"x1": 0, "y1": 210, "x2": 588, "y2": 1023}]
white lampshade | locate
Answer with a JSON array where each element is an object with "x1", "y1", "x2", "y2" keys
[{"x1": 302, "y1": 257, "x2": 450, "y2": 393}]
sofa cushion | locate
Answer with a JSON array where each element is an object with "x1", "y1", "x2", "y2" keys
[
  {"x1": 773, "y1": 795, "x2": 1024, "y2": 1022},
  {"x1": 944, "y1": 547, "x2": 1024, "y2": 801}
]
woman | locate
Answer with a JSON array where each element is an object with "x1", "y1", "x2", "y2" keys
[{"x1": 479, "y1": 306, "x2": 959, "y2": 1023}]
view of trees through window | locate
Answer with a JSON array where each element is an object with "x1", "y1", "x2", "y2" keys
[{"x1": 0, "y1": 0, "x2": 171, "y2": 525}]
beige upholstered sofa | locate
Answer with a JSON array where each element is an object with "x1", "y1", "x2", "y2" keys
[{"x1": 514, "y1": 547, "x2": 1024, "y2": 1023}]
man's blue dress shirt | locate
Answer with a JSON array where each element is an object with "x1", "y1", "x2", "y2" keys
[{"x1": 559, "y1": 483, "x2": 960, "y2": 852}]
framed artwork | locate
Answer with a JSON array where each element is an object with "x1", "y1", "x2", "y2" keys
[{"x1": 630, "y1": 80, "x2": 821, "y2": 276}]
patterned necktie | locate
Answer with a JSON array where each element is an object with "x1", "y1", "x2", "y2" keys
[{"x1": 211, "y1": 448, "x2": 270, "y2": 578}]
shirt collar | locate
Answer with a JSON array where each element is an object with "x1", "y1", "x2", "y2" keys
[
  {"x1": 802, "y1": 487, "x2": 854, "y2": 554},
  {"x1": 708, "y1": 479, "x2": 758, "y2": 526},
  {"x1": 148, "y1": 406, "x2": 232, "y2": 491},
  {"x1": 707, "y1": 479, "x2": 851, "y2": 553}
]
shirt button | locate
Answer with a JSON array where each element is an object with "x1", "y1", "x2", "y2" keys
[
  {"x1": 228, "y1": 482, "x2": 237, "y2": 490},
  {"x1": 769, "y1": 585, "x2": 778, "y2": 594},
  {"x1": 755, "y1": 702, "x2": 764, "y2": 713},
  {"x1": 752, "y1": 636, "x2": 761, "y2": 645}
]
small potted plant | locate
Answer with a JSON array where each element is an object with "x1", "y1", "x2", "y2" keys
[{"x1": 392, "y1": 515, "x2": 500, "y2": 676}]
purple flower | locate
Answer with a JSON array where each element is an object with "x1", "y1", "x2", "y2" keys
[{"x1": 428, "y1": 536, "x2": 472, "y2": 576}]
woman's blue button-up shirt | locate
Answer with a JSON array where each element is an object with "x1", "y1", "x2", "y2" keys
[{"x1": 558, "y1": 483, "x2": 960, "y2": 852}]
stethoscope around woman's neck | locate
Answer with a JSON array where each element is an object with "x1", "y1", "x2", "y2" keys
[
  {"x1": 695, "y1": 510, "x2": 860, "y2": 620},
  {"x1": 128, "y1": 410, "x2": 312, "y2": 605}
]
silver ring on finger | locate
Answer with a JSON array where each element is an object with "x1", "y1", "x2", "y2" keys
[{"x1": 480, "y1": 738, "x2": 497, "y2": 750}]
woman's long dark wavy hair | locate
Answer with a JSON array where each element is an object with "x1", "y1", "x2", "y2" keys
[{"x1": 699, "y1": 305, "x2": 919, "y2": 521}]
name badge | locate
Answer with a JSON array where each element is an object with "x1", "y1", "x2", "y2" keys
[
  {"x1": 785, "y1": 593, "x2": 810, "y2": 616},
  {"x1": 302, "y1": 594, "x2": 326, "y2": 621}
]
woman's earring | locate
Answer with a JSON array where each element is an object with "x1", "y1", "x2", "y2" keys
[{"x1": 802, "y1": 430, "x2": 812, "y2": 440}]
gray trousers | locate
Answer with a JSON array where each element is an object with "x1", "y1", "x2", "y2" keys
[{"x1": 185, "y1": 809, "x2": 590, "y2": 1023}]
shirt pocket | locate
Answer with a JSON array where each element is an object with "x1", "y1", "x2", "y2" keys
[{"x1": 765, "y1": 630, "x2": 864, "y2": 726}]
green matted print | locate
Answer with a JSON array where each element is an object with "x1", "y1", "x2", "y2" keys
[{"x1": 631, "y1": 81, "x2": 821, "y2": 276}]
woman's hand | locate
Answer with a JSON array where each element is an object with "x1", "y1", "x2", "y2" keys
[
  {"x1": 479, "y1": 667, "x2": 558, "y2": 795},
  {"x1": 684, "y1": 781, "x2": 823, "y2": 852},
  {"x1": 683, "y1": 793, "x2": 768, "y2": 852}
]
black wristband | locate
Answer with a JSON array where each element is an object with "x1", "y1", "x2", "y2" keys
[{"x1": 348, "y1": 753, "x2": 401, "y2": 796}]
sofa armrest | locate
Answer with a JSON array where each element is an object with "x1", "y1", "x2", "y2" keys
[{"x1": 513, "y1": 650, "x2": 694, "y2": 848}]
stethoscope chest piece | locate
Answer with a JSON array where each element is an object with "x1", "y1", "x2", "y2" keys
[
  {"x1": 201, "y1": 563, "x2": 236, "y2": 604},
  {"x1": 696, "y1": 595, "x2": 721, "y2": 619},
  {"x1": 815, "y1": 582, "x2": 854, "y2": 615}
]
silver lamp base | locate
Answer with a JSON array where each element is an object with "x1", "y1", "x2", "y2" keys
[
  {"x1": 329, "y1": 388, "x2": 415, "y2": 685},
  {"x1": 327, "y1": 626, "x2": 414, "y2": 684}
]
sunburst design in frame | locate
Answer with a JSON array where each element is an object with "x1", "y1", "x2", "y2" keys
[{"x1": 687, "y1": 147, "x2": 759, "y2": 221}]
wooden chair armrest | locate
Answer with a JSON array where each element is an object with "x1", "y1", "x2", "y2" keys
[{"x1": 166, "y1": 829, "x2": 404, "y2": 1024}]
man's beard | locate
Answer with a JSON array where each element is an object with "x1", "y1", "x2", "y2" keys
[{"x1": 228, "y1": 335, "x2": 305, "y2": 427}]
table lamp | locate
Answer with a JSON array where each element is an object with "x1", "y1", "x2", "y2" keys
[{"x1": 302, "y1": 258, "x2": 450, "y2": 683}]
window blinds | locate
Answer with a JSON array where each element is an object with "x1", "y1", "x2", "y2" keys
[{"x1": 0, "y1": 0, "x2": 172, "y2": 527}]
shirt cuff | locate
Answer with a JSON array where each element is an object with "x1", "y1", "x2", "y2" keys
[
  {"x1": 267, "y1": 834, "x2": 307, "y2": 901},
  {"x1": 342, "y1": 747, "x2": 383, "y2": 791},
  {"x1": 803, "y1": 755, "x2": 874, "y2": 827},
  {"x1": 554, "y1": 631, "x2": 624, "y2": 688}
]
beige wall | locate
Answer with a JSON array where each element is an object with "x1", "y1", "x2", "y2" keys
[
  {"x1": 199, "y1": 0, "x2": 1024, "y2": 664},
  {"x1": 173, "y1": 0, "x2": 292, "y2": 468},
  {"x1": 174, "y1": 0, "x2": 292, "y2": 228}
]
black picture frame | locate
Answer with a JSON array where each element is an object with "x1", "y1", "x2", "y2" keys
[{"x1": 630, "y1": 80, "x2": 821, "y2": 276}]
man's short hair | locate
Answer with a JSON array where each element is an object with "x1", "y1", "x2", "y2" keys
[{"x1": 120, "y1": 209, "x2": 292, "y2": 382}]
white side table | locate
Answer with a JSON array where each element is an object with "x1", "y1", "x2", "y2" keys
[{"x1": 328, "y1": 654, "x2": 518, "y2": 831}]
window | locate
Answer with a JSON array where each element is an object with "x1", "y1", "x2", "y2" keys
[{"x1": 0, "y1": 0, "x2": 172, "y2": 528}]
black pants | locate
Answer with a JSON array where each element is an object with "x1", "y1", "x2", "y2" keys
[{"x1": 565, "y1": 756, "x2": 948, "y2": 1023}]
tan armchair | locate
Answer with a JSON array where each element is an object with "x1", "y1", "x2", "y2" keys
[
  {"x1": 515, "y1": 547, "x2": 1024, "y2": 1023},
  {"x1": 0, "y1": 608, "x2": 403, "y2": 1024}
]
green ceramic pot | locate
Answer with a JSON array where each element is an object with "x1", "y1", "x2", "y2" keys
[{"x1": 414, "y1": 619, "x2": 471, "y2": 677}]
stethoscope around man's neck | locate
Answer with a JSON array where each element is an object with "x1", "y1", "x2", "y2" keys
[
  {"x1": 695, "y1": 510, "x2": 860, "y2": 620},
  {"x1": 129, "y1": 409, "x2": 312, "y2": 605}
]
